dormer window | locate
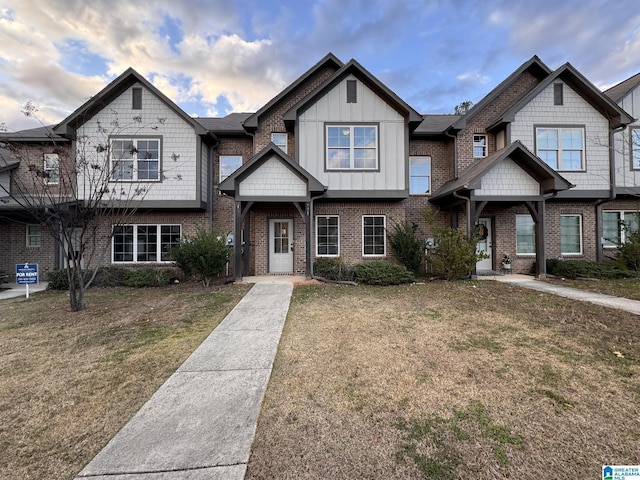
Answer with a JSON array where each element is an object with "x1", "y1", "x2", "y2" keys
[
  {"x1": 271, "y1": 133, "x2": 288, "y2": 154},
  {"x1": 473, "y1": 135, "x2": 487, "y2": 158}
]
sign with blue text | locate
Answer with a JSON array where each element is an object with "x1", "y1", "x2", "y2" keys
[
  {"x1": 603, "y1": 465, "x2": 640, "y2": 480},
  {"x1": 16, "y1": 263, "x2": 39, "y2": 285}
]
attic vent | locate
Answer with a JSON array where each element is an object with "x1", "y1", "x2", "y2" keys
[
  {"x1": 347, "y1": 80, "x2": 357, "y2": 103},
  {"x1": 553, "y1": 83, "x2": 563, "y2": 106},
  {"x1": 132, "y1": 87, "x2": 142, "y2": 110}
]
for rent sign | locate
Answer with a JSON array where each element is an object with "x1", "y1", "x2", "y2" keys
[{"x1": 16, "y1": 263, "x2": 39, "y2": 285}]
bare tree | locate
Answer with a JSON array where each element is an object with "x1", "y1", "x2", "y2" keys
[{"x1": 0, "y1": 104, "x2": 173, "y2": 311}]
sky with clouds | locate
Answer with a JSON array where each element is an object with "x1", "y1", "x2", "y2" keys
[{"x1": 1, "y1": 0, "x2": 640, "y2": 131}]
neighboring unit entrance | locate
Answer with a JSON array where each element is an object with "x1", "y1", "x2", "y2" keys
[
  {"x1": 476, "y1": 218, "x2": 492, "y2": 271},
  {"x1": 269, "y1": 219, "x2": 293, "y2": 273}
]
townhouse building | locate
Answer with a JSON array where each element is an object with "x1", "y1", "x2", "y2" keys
[{"x1": 0, "y1": 53, "x2": 636, "y2": 281}]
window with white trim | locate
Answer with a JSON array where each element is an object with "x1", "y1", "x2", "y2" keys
[
  {"x1": 603, "y1": 210, "x2": 640, "y2": 247},
  {"x1": 473, "y1": 135, "x2": 487, "y2": 158},
  {"x1": 316, "y1": 215, "x2": 339, "y2": 256},
  {"x1": 219, "y1": 155, "x2": 242, "y2": 182},
  {"x1": 560, "y1": 214, "x2": 582, "y2": 255},
  {"x1": 111, "y1": 138, "x2": 160, "y2": 181},
  {"x1": 112, "y1": 224, "x2": 181, "y2": 263},
  {"x1": 409, "y1": 156, "x2": 431, "y2": 195},
  {"x1": 631, "y1": 128, "x2": 640, "y2": 169},
  {"x1": 327, "y1": 125, "x2": 378, "y2": 170},
  {"x1": 26, "y1": 225, "x2": 42, "y2": 247},
  {"x1": 44, "y1": 153, "x2": 59, "y2": 185},
  {"x1": 536, "y1": 127, "x2": 584, "y2": 171},
  {"x1": 362, "y1": 215, "x2": 385, "y2": 256},
  {"x1": 271, "y1": 133, "x2": 288, "y2": 154},
  {"x1": 515, "y1": 215, "x2": 535, "y2": 255}
]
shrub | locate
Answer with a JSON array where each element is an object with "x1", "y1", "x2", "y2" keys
[
  {"x1": 313, "y1": 257, "x2": 356, "y2": 281},
  {"x1": 546, "y1": 259, "x2": 633, "y2": 279},
  {"x1": 171, "y1": 228, "x2": 231, "y2": 287},
  {"x1": 123, "y1": 268, "x2": 173, "y2": 287},
  {"x1": 354, "y1": 261, "x2": 415, "y2": 285},
  {"x1": 47, "y1": 269, "x2": 70, "y2": 290},
  {"x1": 387, "y1": 221, "x2": 425, "y2": 274},
  {"x1": 92, "y1": 266, "x2": 129, "y2": 287},
  {"x1": 427, "y1": 227, "x2": 487, "y2": 281},
  {"x1": 616, "y1": 228, "x2": 640, "y2": 273}
]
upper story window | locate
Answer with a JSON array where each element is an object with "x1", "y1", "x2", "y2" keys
[
  {"x1": 44, "y1": 153, "x2": 59, "y2": 185},
  {"x1": 631, "y1": 128, "x2": 640, "y2": 170},
  {"x1": 111, "y1": 138, "x2": 160, "y2": 181},
  {"x1": 536, "y1": 127, "x2": 584, "y2": 171},
  {"x1": 326, "y1": 125, "x2": 378, "y2": 170},
  {"x1": 132, "y1": 87, "x2": 142, "y2": 110},
  {"x1": 409, "y1": 156, "x2": 431, "y2": 195},
  {"x1": 473, "y1": 135, "x2": 487, "y2": 158},
  {"x1": 26, "y1": 225, "x2": 42, "y2": 247},
  {"x1": 271, "y1": 133, "x2": 288, "y2": 154},
  {"x1": 219, "y1": 155, "x2": 242, "y2": 182}
]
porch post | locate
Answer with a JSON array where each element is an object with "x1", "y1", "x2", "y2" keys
[
  {"x1": 305, "y1": 202, "x2": 311, "y2": 278},
  {"x1": 243, "y1": 210, "x2": 251, "y2": 276},
  {"x1": 234, "y1": 201, "x2": 243, "y2": 281},
  {"x1": 535, "y1": 200, "x2": 546, "y2": 277},
  {"x1": 595, "y1": 202, "x2": 603, "y2": 263}
]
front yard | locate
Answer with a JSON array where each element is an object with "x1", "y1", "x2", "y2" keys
[
  {"x1": 246, "y1": 281, "x2": 640, "y2": 479},
  {"x1": 1, "y1": 280, "x2": 638, "y2": 479}
]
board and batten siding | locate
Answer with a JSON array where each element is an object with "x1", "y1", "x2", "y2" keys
[
  {"x1": 475, "y1": 158, "x2": 539, "y2": 196},
  {"x1": 511, "y1": 80, "x2": 611, "y2": 191},
  {"x1": 239, "y1": 156, "x2": 307, "y2": 197},
  {"x1": 297, "y1": 75, "x2": 407, "y2": 192},
  {"x1": 76, "y1": 82, "x2": 200, "y2": 202},
  {"x1": 614, "y1": 86, "x2": 640, "y2": 189}
]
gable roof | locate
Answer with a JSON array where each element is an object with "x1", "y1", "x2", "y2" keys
[
  {"x1": 605, "y1": 72, "x2": 640, "y2": 103},
  {"x1": 283, "y1": 58, "x2": 423, "y2": 128},
  {"x1": 430, "y1": 141, "x2": 573, "y2": 203},
  {"x1": 414, "y1": 115, "x2": 460, "y2": 136},
  {"x1": 0, "y1": 126, "x2": 68, "y2": 143},
  {"x1": 0, "y1": 148, "x2": 20, "y2": 173},
  {"x1": 243, "y1": 53, "x2": 343, "y2": 131},
  {"x1": 451, "y1": 56, "x2": 552, "y2": 131},
  {"x1": 218, "y1": 143, "x2": 325, "y2": 197},
  {"x1": 53, "y1": 68, "x2": 209, "y2": 136},
  {"x1": 196, "y1": 113, "x2": 252, "y2": 135},
  {"x1": 487, "y1": 63, "x2": 635, "y2": 131}
]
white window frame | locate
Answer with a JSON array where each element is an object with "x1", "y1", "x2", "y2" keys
[
  {"x1": 219, "y1": 155, "x2": 243, "y2": 182},
  {"x1": 110, "y1": 138, "x2": 161, "y2": 181},
  {"x1": 316, "y1": 215, "x2": 340, "y2": 257},
  {"x1": 112, "y1": 224, "x2": 181, "y2": 263},
  {"x1": 535, "y1": 127, "x2": 585, "y2": 171},
  {"x1": 362, "y1": 215, "x2": 386, "y2": 257},
  {"x1": 560, "y1": 214, "x2": 583, "y2": 255},
  {"x1": 603, "y1": 210, "x2": 640, "y2": 248},
  {"x1": 326, "y1": 124, "x2": 378, "y2": 171},
  {"x1": 44, "y1": 153, "x2": 59, "y2": 185},
  {"x1": 271, "y1": 133, "x2": 288, "y2": 154},
  {"x1": 515, "y1": 214, "x2": 535, "y2": 255},
  {"x1": 409, "y1": 156, "x2": 431, "y2": 195},
  {"x1": 631, "y1": 128, "x2": 640, "y2": 170},
  {"x1": 26, "y1": 224, "x2": 42, "y2": 248},
  {"x1": 473, "y1": 135, "x2": 487, "y2": 158}
]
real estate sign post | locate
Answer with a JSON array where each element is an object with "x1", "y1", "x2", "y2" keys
[{"x1": 16, "y1": 263, "x2": 39, "y2": 299}]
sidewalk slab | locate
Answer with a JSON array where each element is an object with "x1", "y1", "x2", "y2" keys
[{"x1": 75, "y1": 281, "x2": 293, "y2": 479}]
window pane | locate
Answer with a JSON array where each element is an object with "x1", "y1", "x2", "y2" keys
[
  {"x1": 220, "y1": 156, "x2": 243, "y2": 181},
  {"x1": 137, "y1": 226, "x2": 158, "y2": 262},
  {"x1": 160, "y1": 225, "x2": 181, "y2": 261},
  {"x1": 562, "y1": 150, "x2": 582, "y2": 170},
  {"x1": 363, "y1": 216, "x2": 385, "y2": 256},
  {"x1": 561, "y1": 130, "x2": 582, "y2": 149},
  {"x1": 113, "y1": 226, "x2": 134, "y2": 262},
  {"x1": 537, "y1": 129, "x2": 558, "y2": 149},
  {"x1": 44, "y1": 153, "x2": 59, "y2": 185},
  {"x1": 354, "y1": 127, "x2": 376, "y2": 147},
  {"x1": 561, "y1": 215, "x2": 581, "y2": 254},
  {"x1": 328, "y1": 127, "x2": 350, "y2": 147},
  {"x1": 473, "y1": 135, "x2": 487, "y2": 157},
  {"x1": 27, "y1": 225, "x2": 42, "y2": 247},
  {"x1": 623, "y1": 211, "x2": 640, "y2": 235},
  {"x1": 354, "y1": 149, "x2": 376, "y2": 169},
  {"x1": 603, "y1": 211, "x2": 620, "y2": 247},
  {"x1": 632, "y1": 129, "x2": 640, "y2": 168},
  {"x1": 538, "y1": 150, "x2": 558, "y2": 169},
  {"x1": 327, "y1": 149, "x2": 350, "y2": 169},
  {"x1": 271, "y1": 133, "x2": 287, "y2": 153},
  {"x1": 516, "y1": 215, "x2": 535, "y2": 254}
]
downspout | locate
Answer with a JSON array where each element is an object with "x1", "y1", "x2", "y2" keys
[
  {"x1": 594, "y1": 124, "x2": 626, "y2": 262},
  {"x1": 453, "y1": 190, "x2": 471, "y2": 233},
  {"x1": 207, "y1": 133, "x2": 220, "y2": 230}
]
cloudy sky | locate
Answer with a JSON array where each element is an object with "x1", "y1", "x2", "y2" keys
[{"x1": 2, "y1": 0, "x2": 640, "y2": 131}]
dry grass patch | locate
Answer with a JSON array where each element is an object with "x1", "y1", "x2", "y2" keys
[
  {"x1": 0, "y1": 283, "x2": 250, "y2": 480},
  {"x1": 247, "y1": 281, "x2": 640, "y2": 479},
  {"x1": 543, "y1": 277, "x2": 640, "y2": 300}
]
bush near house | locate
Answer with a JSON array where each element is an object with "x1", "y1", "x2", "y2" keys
[
  {"x1": 46, "y1": 267, "x2": 177, "y2": 290},
  {"x1": 170, "y1": 228, "x2": 231, "y2": 287},
  {"x1": 354, "y1": 261, "x2": 415, "y2": 286},
  {"x1": 546, "y1": 259, "x2": 634, "y2": 279},
  {"x1": 387, "y1": 221, "x2": 425, "y2": 275},
  {"x1": 616, "y1": 228, "x2": 640, "y2": 273},
  {"x1": 313, "y1": 257, "x2": 356, "y2": 282}
]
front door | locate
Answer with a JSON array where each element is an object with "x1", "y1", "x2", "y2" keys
[
  {"x1": 476, "y1": 218, "x2": 492, "y2": 271},
  {"x1": 269, "y1": 219, "x2": 293, "y2": 273}
]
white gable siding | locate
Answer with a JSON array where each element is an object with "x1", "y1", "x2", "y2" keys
[
  {"x1": 239, "y1": 157, "x2": 307, "y2": 197},
  {"x1": 76, "y1": 82, "x2": 199, "y2": 202},
  {"x1": 200, "y1": 139, "x2": 208, "y2": 201},
  {"x1": 511, "y1": 81, "x2": 610, "y2": 191},
  {"x1": 297, "y1": 75, "x2": 406, "y2": 192},
  {"x1": 614, "y1": 87, "x2": 640, "y2": 189},
  {"x1": 475, "y1": 159, "x2": 539, "y2": 196}
]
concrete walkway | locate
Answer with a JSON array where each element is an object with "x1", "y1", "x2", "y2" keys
[
  {"x1": 75, "y1": 280, "x2": 294, "y2": 479},
  {"x1": 0, "y1": 281, "x2": 48, "y2": 300},
  {"x1": 481, "y1": 273, "x2": 640, "y2": 315}
]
